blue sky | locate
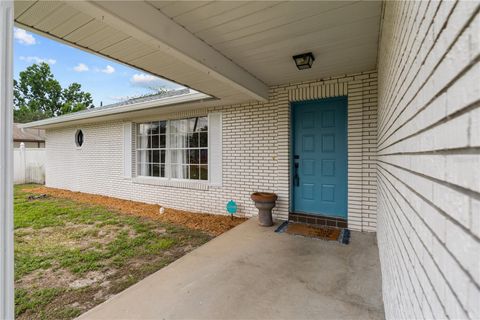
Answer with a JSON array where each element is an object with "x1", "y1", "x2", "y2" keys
[{"x1": 13, "y1": 27, "x2": 184, "y2": 106}]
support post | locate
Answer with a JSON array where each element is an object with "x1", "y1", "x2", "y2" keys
[{"x1": 0, "y1": 0, "x2": 15, "y2": 318}]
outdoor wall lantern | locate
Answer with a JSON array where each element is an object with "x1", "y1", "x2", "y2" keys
[{"x1": 292, "y1": 52, "x2": 315, "y2": 70}]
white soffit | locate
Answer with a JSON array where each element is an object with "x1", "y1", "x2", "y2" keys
[
  {"x1": 14, "y1": 1, "x2": 381, "y2": 103},
  {"x1": 152, "y1": 1, "x2": 382, "y2": 85}
]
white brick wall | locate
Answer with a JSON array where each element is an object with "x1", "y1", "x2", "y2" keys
[
  {"x1": 45, "y1": 71, "x2": 377, "y2": 232},
  {"x1": 377, "y1": 1, "x2": 480, "y2": 319}
]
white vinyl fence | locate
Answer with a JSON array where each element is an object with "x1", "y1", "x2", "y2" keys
[{"x1": 14, "y1": 143, "x2": 46, "y2": 184}]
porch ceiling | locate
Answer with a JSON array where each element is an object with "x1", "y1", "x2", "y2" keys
[
  {"x1": 153, "y1": 1, "x2": 382, "y2": 85},
  {"x1": 14, "y1": 1, "x2": 381, "y2": 105}
]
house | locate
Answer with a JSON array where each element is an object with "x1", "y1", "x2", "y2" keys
[
  {"x1": 1, "y1": 1, "x2": 479, "y2": 319},
  {"x1": 13, "y1": 123, "x2": 45, "y2": 148}
]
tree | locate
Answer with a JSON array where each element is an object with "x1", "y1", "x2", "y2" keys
[
  {"x1": 61, "y1": 83, "x2": 94, "y2": 114},
  {"x1": 13, "y1": 63, "x2": 94, "y2": 123}
]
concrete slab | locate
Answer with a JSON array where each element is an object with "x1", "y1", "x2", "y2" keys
[{"x1": 78, "y1": 219, "x2": 384, "y2": 319}]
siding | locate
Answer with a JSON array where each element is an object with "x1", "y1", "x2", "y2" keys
[
  {"x1": 377, "y1": 1, "x2": 480, "y2": 319},
  {"x1": 46, "y1": 71, "x2": 377, "y2": 232}
]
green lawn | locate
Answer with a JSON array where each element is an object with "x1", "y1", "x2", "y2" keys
[{"x1": 14, "y1": 185, "x2": 212, "y2": 320}]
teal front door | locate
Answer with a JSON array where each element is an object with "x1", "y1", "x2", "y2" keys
[{"x1": 292, "y1": 97, "x2": 348, "y2": 218}]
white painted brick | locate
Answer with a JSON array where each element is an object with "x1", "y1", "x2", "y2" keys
[
  {"x1": 378, "y1": 1, "x2": 480, "y2": 319},
  {"x1": 433, "y1": 182, "x2": 470, "y2": 229},
  {"x1": 46, "y1": 71, "x2": 378, "y2": 232},
  {"x1": 445, "y1": 154, "x2": 480, "y2": 193},
  {"x1": 471, "y1": 198, "x2": 480, "y2": 239},
  {"x1": 471, "y1": 106, "x2": 480, "y2": 147}
]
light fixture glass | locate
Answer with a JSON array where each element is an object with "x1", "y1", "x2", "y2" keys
[{"x1": 293, "y1": 52, "x2": 315, "y2": 70}]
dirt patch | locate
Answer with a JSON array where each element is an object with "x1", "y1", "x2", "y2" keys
[
  {"x1": 15, "y1": 223, "x2": 121, "y2": 251},
  {"x1": 16, "y1": 268, "x2": 76, "y2": 290},
  {"x1": 23, "y1": 186, "x2": 246, "y2": 236},
  {"x1": 69, "y1": 269, "x2": 117, "y2": 289}
]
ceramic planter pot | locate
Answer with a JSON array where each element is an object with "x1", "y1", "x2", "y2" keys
[{"x1": 251, "y1": 192, "x2": 278, "y2": 227}]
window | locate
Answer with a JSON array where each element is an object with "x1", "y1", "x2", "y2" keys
[
  {"x1": 75, "y1": 130, "x2": 84, "y2": 147},
  {"x1": 136, "y1": 117, "x2": 208, "y2": 180}
]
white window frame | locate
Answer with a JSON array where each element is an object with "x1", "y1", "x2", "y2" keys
[{"x1": 135, "y1": 116, "x2": 209, "y2": 183}]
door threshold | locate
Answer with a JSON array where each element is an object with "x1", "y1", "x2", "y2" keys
[{"x1": 289, "y1": 212, "x2": 347, "y2": 228}]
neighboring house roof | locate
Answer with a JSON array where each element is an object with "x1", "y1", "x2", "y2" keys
[
  {"x1": 21, "y1": 89, "x2": 212, "y2": 129},
  {"x1": 13, "y1": 123, "x2": 45, "y2": 142}
]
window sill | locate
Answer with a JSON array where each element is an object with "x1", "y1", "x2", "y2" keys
[{"x1": 133, "y1": 176, "x2": 209, "y2": 190}]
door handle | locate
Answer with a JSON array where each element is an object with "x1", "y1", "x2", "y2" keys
[{"x1": 294, "y1": 162, "x2": 300, "y2": 187}]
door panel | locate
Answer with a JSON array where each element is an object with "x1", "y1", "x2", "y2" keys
[{"x1": 292, "y1": 97, "x2": 347, "y2": 218}]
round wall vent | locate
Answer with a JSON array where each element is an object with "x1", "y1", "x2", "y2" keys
[{"x1": 75, "y1": 130, "x2": 84, "y2": 147}]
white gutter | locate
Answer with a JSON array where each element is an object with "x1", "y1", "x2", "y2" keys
[{"x1": 21, "y1": 91, "x2": 212, "y2": 129}]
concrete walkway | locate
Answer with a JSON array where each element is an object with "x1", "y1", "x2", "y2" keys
[{"x1": 78, "y1": 219, "x2": 384, "y2": 319}]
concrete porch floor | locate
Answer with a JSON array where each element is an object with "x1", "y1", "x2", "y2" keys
[{"x1": 78, "y1": 219, "x2": 384, "y2": 319}]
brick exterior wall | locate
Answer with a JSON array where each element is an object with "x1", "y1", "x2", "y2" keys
[
  {"x1": 45, "y1": 71, "x2": 377, "y2": 232},
  {"x1": 377, "y1": 1, "x2": 480, "y2": 319}
]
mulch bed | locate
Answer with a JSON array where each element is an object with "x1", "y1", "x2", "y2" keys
[{"x1": 23, "y1": 186, "x2": 246, "y2": 236}]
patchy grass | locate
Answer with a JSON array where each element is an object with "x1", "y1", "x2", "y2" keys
[
  {"x1": 15, "y1": 185, "x2": 213, "y2": 320},
  {"x1": 25, "y1": 185, "x2": 246, "y2": 236}
]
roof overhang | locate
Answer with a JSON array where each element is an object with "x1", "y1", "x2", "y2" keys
[
  {"x1": 21, "y1": 91, "x2": 212, "y2": 129},
  {"x1": 69, "y1": 1, "x2": 269, "y2": 101},
  {"x1": 15, "y1": 1, "x2": 269, "y2": 105}
]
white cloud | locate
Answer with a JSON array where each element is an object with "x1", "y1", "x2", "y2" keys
[
  {"x1": 101, "y1": 65, "x2": 115, "y2": 74},
  {"x1": 14, "y1": 28, "x2": 36, "y2": 45},
  {"x1": 73, "y1": 63, "x2": 89, "y2": 72},
  {"x1": 19, "y1": 56, "x2": 56, "y2": 65},
  {"x1": 131, "y1": 73, "x2": 160, "y2": 84}
]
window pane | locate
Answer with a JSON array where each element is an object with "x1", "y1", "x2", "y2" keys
[
  {"x1": 159, "y1": 135, "x2": 166, "y2": 148},
  {"x1": 159, "y1": 121, "x2": 167, "y2": 134},
  {"x1": 197, "y1": 117, "x2": 208, "y2": 132},
  {"x1": 169, "y1": 121, "x2": 177, "y2": 134},
  {"x1": 150, "y1": 122, "x2": 159, "y2": 135},
  {"x1": 170, "y1": 133, "x2": 187, "y2": 148},
  {"x1": 152, "y1": 150, "x2": 160, "y2": 163},
  {"x1": 151, "y1": 135, "x2": 159, "y2": 148},
  {"x1": 190, "y1": 165, "x2": 200, "y2": 180},
  {"x1": 138, "y1": 150, "x2": 148, "y2": 163},
  {"x1": 200, "y1": 149, "x2": 208, "y2": 164},
  {"x1": 200, "y1": 132, "x2": 207, "y2": 147},
  {"x1": 147, "y1": 135, "x2": 152, "y2": 148},
  {"x1": 139, "y1": 123, "x2": 150, "y2": 135},
  {"x1": 188, "y1": 118, "x2": 197, "y2": 132},
  {"x1": 137, "y1": 163, "x2": 142, "y2": 176},
  {"x1": 188, "y1": 133, "x2": 199, "y2": 148},
  {"x1": 160, "y1": 150, "x2": 166, "y2": 163},
  {"x1": 200, "y1": 165, "x2": 208, "y2": 180},
  {"x1": 138, "y1": 162, "x2": 150, "y2": 176},
  {"x1": 171, "y1": 165, "x2": 188, "y2": 179},
  {"x1": 168, "y1": 134, "x2": 176, "y2": 147},
  {"x1": 160, "y1": 164, "x2": 165, "y2": 177},
  {"x1": 138, "y1": 135, "x2": 149, "y2": 148},
  {"x1": 171, "y1": 150, "x2": 188, "y2": 164},
  {"x1": 152, "y1": 163, "x2": 160, "y2": 177},
  {"x1": 170, "y1": 119, "x2": 188, "y2": 133},
  {"x1": 189, "y1": 149, "x2": 199, "y2": 164},
  {"x1": 144, "y1": 123, "x2": 152, "y2": 135}
]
